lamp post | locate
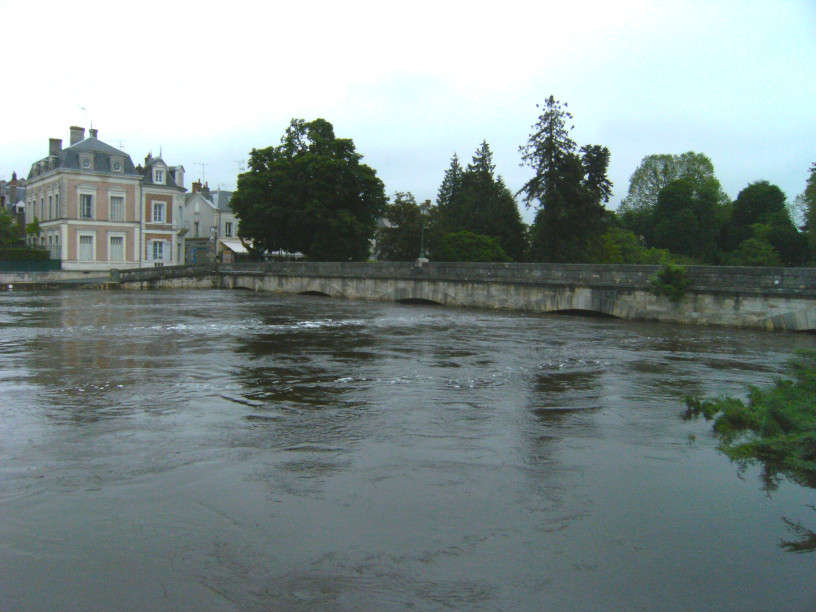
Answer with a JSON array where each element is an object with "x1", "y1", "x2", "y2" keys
[{"x1": 417, "y1": 200, "x2": 430, "y2": 265}]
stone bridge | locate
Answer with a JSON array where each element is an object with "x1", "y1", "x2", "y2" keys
[{"x1": 109, "y1": 261, "x2": 816, "y2": 332}]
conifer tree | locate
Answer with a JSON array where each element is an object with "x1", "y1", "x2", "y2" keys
[{"x1": 519, "y1": 96, "x2": 612, "y2": 262}]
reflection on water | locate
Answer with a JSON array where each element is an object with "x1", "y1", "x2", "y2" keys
[{"x1": 1, "y1": 289, "x2": 815, "y2": 610}]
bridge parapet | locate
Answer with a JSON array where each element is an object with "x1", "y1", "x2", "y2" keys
[{"x1": 218, "y1": 262, "x2": 816, "y2": 299}]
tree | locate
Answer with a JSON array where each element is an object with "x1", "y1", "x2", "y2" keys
[
  {"x1": 726, "y1": 237, "x2": 783, "y2": 267},
  {"x1": 436, "y1": 143, "x2": 527, "y2": 261},
  {"x1": 0, "y1": 207, "x2": 20, "y2": 248},
  {"x1": 651, "y1": 178, "x2": 721, "y2": 262},
  {"x1": 800, "y1": 163, "x2": 816, "y2": 259},
  {"x1": 230, "y1": 118, "x2": 386, "y2": 261},
  {"x1": 586, "y1": 226, "x2": 668, "y2": 264},
  {"x1": 374, "y1": 192, "x2": 427, "y2": 261},
  {"x1": 434, "y1": 231, "x2": 511, "y2": 262},
  {"x1": 618, "y1": 152, "x2": 729, "y2": 248},
  {"x1": 620, "y1": 152, "x2": 727, "y2": 213},
  {"x1": 519, "y1": 96, "x2": 612, "y2": 262},
  {"x1": 721, "y1": 181, "x2": 807, "y2": 266},
  {"x1": 436, "y1": 153, "x2": 464, "y2": 213}
]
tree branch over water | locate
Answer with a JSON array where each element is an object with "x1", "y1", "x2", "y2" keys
[{"x1": 684, "y1": 349, "x2": 816, "y2": 552}]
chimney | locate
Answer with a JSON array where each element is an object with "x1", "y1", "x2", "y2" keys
[
  {"x1": 49, "y1": 138, "x2": 62, "y2": 157},
  {"x1": 201, "y1": 182, "x2": 211, "y2": 200},
  {"x1": 69, "y1": 126, "x2": 85, "y2": 145},
  {"x1": 9, "y1": 172, "x2": 18, "y2": 202},
  {"x1": 192, "y1": 179, "x2": 202, "y2": 193},
  {"x1": 89, "y1": 128, "x2": 98, "y2": 139}
]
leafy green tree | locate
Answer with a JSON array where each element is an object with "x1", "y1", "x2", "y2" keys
[
  {"x1": 720, "y1": 181, "x2": 807, "y2": 266},
  {"x1": 651, "y1": 178, "x2": 721, "y2": 262},
  {"x1": 587, "y1": 226, "x2": 668, "y2": 264},
  {"x1": 726, "y1": 237, "x2": 782, "y2": 267},
  {"x1": 374, "y1": 192, "x2": 427, "y2": 261},
  {"x1": 231, "y1": 118, "x2": 386, "y2": 261},
  {"x1": 0, "y1": 207, "x2": 20, "y2": 248},
  {"x1": 620, "y1": 152, "x2": 727, "y2": 213},
  {"x1": 436, "y1": 143, "x2": 527, "y2": 261},
  {"x1": 434, "y1": 231, "x2": 511, "y2": 262},
  {"x1": 619, "y1": 152, "x2": 729, "y2": 247},
  {"x1": 519, "y1": 96, "x2": 612, "y2": 262},
  {"x1": 797, "y1": 163, "x2": 816, "y2": 260}
]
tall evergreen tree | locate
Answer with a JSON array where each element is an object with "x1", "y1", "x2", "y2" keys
[
  {"x1": 436, "y1": 153, "x2": 464, "y2": 215},
  {"x1": 519, "y1": 96, "x2": 612, "y2": 262},
  {"x1": 437, "y1": 142, "x2": 526, "y2": 261}
]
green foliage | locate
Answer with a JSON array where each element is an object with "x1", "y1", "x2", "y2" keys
[
  {"x1": 804, "y1": 163, "x2": 816, "y2": 258},
  {"x1": 619, "y1": 152, "x2": 728, "y2": 214},
  {"x1": 649, "y1": 259, "x2": 688, "y2": 302},
  {"x1": 375, "y1": 192, "x2": 427, "y2": 261},
  {"x1": 434, "y1": 231, "x2": 511, "y2": 262},
  {"x1": 0, "y1": 207, "x2": 21, "y2": 247},
  {"x1": 725, "y1": 237, "x2": 782, "y2": 267},
  {"x1": 519, "y1": 96, "x2": 612, "y2": 263},
  {"x1": 619, "y1": 152, "x2": 729, "y2": 260},
  {"x1": 719, "y1": 181, "x2": 807, "y2": 266},
  {"x1": 436, "y1": 143, "x2": 527, "y2": 261},
  {"x1": 651, "y1": 178, "x2": 722, "y2": 262},
  {"x1": 0, "y1": 247, "x2": 49, "y2": 260},
  {"x1": 587, "y1": 226, "x2": 669, "y2": 264},
  {"x1": 684, "y1": 350, "x2": 816, "y2": 491},
  {"x1": 25, "y1": 217, "x2": 40, "y2": 238},
  {"x1": 230, "y1": 118, "x2": 386, "y2": 261}
]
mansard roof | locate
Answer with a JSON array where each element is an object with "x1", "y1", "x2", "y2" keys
[
  {"x1": 27, "y1": 136, "x2": 139, "y2": 180},
  {"x1": 142, "y1": 156, "x2": 183, "y2": 190}
]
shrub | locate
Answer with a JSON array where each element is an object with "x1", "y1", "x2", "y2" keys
[{"x1": 649, "y1": 259, "x2": 688, "y2": 302}]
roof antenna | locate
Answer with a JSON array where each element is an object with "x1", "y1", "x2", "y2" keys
[{"x1": 195, "y1": 162, "x2": 209, "y2": 182}]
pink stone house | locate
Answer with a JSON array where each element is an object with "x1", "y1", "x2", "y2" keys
[{"x1": 25, "y1": 127, "x2": 186, "y2": 270}]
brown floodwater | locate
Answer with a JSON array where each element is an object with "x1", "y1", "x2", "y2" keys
[{"x1": 1, "y1": 289, "x2": 815, "y2": 610}]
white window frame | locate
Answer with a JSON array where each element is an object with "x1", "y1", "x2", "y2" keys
[
  {"x1": 77, "y1": 232, "x2": 96, "y2": 261},
  {"x1": 153, "y1": 169, "x2": 164, "y2": 184},
  {"x1": 152, "y1": 201, "x2": 166, "y2": 223},
  {"x1": 148, "y1": 239, "x2": 169, "y2": 262},
  {"x1": 79, "y1": 190, "x2": 95, "y2": 220},
  {"x1": 224, "y1": 221, "x2": 233, "y2": 237},
  {"x1": 109, "y1": 192, "x2": 126, "y2": 222},
  {"x1": 108, "y1": 233, "x2": 126, "y2": 262}
]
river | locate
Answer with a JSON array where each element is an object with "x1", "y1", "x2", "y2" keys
[{"x1": 1, "y1": 289, "x2": 815, "y2": 610}]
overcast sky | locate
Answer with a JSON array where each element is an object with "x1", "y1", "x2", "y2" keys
[{"x1": 3, "y1": 0, "x2": 814, "y2": 223}]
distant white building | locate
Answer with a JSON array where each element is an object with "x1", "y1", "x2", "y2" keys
[{"x1": 180, "y1": 181, "x2": 240, "y2": 263}]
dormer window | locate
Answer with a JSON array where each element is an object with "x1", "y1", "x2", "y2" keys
[
  {"x1": 112, "y1": 160, "x2": 122, "y2": 172},
  {"x1": 154, "y1": 169, "x2": 164, "y2": 184},
  {"x1": 80, "y1": 155, "x2": 93, "y2": 170}
]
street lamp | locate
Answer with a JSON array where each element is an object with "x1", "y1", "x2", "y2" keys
[{"x1": 417, "y1": 200, "x2": 430, "y2": 264}]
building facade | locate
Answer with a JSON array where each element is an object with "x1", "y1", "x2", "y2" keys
[
  {"x1": 25, "y1": 127, "x2": 185, "y2": 270},
  {"x1": 180, "y1": 181, "x2": 239, "y2": 264}
]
